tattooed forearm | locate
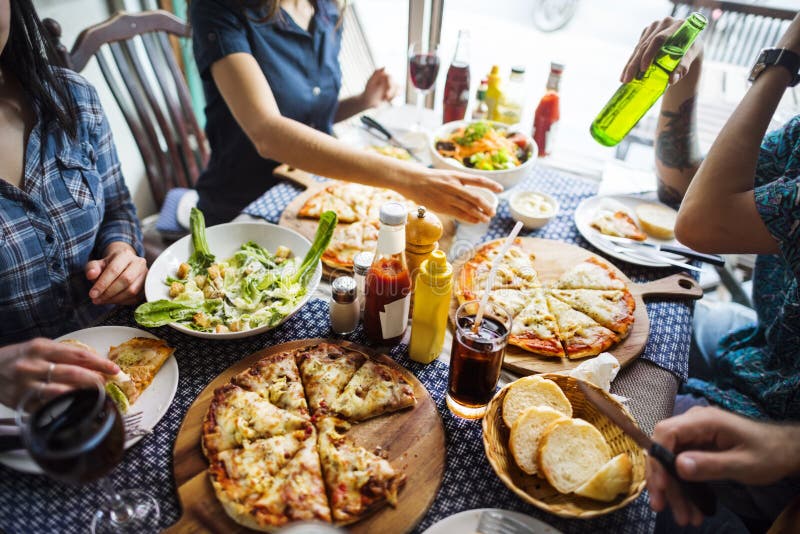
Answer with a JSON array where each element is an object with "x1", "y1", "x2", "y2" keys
[{"x1": 656, "y1": 95, "x2": 701, "y2": 171}]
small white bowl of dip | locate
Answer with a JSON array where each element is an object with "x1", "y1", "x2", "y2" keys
[{"x1": 508, "y1": 190, "x2": 559, "y2": 229}]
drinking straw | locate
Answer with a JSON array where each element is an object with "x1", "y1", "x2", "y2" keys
[{"x1": 472, "y1": 221, "x2": 524, "y2": 332}]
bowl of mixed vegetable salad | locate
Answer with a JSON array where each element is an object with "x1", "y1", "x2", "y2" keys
[
  {"x1": 136, "y1": 208, "x2": 336, "y2": 339},
  {"x1": 429, "y1": 120, "x2": 537, "y2": 189}
]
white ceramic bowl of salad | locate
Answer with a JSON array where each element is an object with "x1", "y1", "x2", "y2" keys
[
  {"x1": 141, "y1": 218, "x2": 324, "y2": 339},
  {"x1": 429, "y1": 120, "x2": 537, "y2": 190}
]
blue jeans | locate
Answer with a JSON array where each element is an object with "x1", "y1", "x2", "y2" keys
[{"x1": 657, "y1": 300, "x2": 798, "y2": 533}]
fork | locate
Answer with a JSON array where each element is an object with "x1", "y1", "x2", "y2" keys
[
  {"x1": 476, "y1": 510, "x2": 533, "y2": 534},
  {"x1": 122, "y1": 411, "x2": 151, "y2": 439}
]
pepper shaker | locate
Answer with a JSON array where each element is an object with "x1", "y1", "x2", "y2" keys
[
  {"x1": 352, "y1": 251, "x2": 373, "y2": 318},
  {"x1": 330, "y1": 276, "x2": 359, "y2": 334}
]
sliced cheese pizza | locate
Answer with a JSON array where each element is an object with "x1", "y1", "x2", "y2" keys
[
  {"x1": 321, "y1": 219, "x2": 380, "y2": 270},
  {"x1": 203, "y1": 384, "x2": 311, "y2": 456},
  {"x1": 551, "y1": 257, "x2": 627, "y2": 291},
  {"x1": 331, "y1": 360, "x2": 416, "y2": 421},
  {"x1": 546, "y1": 295, "x2": 619, "y2": 359},
  {"x1": 233, "y1": 351, "x2": 309, "y2": 418},
  {"x1": 457, "y1": 241, "x2": 540, "y2": 302},
  {"x1": 316, "y1": 417, "x2": 406, "y2": 524},
  {"x1": 299, "y1": 188, "x2": 360, "y2": 223},
  {"x1": 590, "y1": 210, "x2": 647, "y2": 241},
  {"x1": 297, "y1": 344, "x2": 366, "y2": 417},
  {"x1": 107, "y1": 337, "x2": 174, "y2": 404},
  {"x1": 549, "y1": 289, "x2": 636, "y2": 337},
  {"x1": 508, "y1": 288, "x2": 565, "y2": 358}
]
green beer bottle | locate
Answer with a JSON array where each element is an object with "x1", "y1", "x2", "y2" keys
[{"x1": 590, "y1": 13, "x2": 707, "y2": 147}]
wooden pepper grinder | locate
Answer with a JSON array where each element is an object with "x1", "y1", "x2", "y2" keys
[{"x1": 405, "y1": 206, "x2": 443, "y2": 289}]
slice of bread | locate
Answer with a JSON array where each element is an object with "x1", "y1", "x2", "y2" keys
[
  {"x1": 573, "y1": 453, "x2": 633, "y2": 502},
  {"x1": 537, "y1": 418, "x2": 611, "y2": 493},
  {"x1": 509, "y1": 406, "x2": 568, "y2": 475},
  {"x1": 502, "y1": 375, "x2": 572, "y2": 428},
  {"x1": 635, "y1": 203, "x2": 677, "y2": 240}
]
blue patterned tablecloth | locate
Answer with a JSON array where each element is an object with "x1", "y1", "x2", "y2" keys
[{"x1": 0, "y1": 165, "x2": 690, "y2": 534}]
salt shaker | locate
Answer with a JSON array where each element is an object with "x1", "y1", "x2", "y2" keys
[
  {"x1": 330, "y1": 276, "x2": 359, "y2": 334},
  {"x1": 352, "y1": 251, "x2": 373, "y2": 317}
]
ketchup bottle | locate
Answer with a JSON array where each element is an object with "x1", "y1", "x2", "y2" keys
[
  {"x1": 442, "y1": 30, "x2": 471, "y2": 123},
  {"x1": 532, "y1": 62, "x2": 564, "y2": 157},
  {"x1": 364, "y1": 203, "x2": 412, "y2": 345}
]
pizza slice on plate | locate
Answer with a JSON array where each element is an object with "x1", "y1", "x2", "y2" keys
[
  {"x1": 590, "y1": 210, "x2": 647, "y2": 241},
  {"x1": 331, "y1": 360, "x2": 416, "y2": 421},
  {"x1": 549, "y1": 289, "x2": 635, "y2": 338},
  {"x1": 107, "y1": 337, "x2": 174, "y2": 405},
  {"x1": 508, "y1": 287, "x2": 565, "y2": 358},
  {"x1": 316, "y1": 417, "x2": 406, "y2": 525},
  {"x1": 297, "y1": 343, "x2": 366, "y2": 417},
  {"x1": 232, "y1": 351, "x2": 309, "y2": 419},
  {"x1": 546, "y1": 294, "x2": 619, "y2": 359},
  {"x1": 551, "y1": 257, "x2": 627, "y2": 291},
  {"x1": 202, "y1": 384, "x2": 311, "y2": 455}
]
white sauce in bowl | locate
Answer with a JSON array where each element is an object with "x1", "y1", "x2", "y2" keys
[{"x1": 511, "y1": 192, "x2": 555, "y2": 218}]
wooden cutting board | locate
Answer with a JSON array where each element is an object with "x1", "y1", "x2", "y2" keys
[
  {"x1": 167, "y1": 338, "x2": 445, "y2": 534},
  {"x1": 274, "y1": 164, "x2": 457, "y2": 276},
  {"x1": 450, "y1": 237, "x2": 703, "y2": 376}
]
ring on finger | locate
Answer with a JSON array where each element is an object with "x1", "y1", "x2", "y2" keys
[{"x1": 46, "y1": 362, "x2": 56, "y2": 384}]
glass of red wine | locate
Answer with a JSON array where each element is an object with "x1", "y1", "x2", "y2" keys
[
  {"x1": 407, "y1": 40, "x2": 441, "y2": 139},
  {"x1": 16, "y1": 378, "x2": 160, "y2": 533}
]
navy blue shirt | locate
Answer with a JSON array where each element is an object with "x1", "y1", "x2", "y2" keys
[{"x1": 191, "y1": 0, "x2": 342, "y2": 225}]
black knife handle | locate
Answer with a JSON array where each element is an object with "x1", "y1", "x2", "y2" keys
[
  {"x1": 659, "y1": 245, "x2": 726, "y2": 266},
  {"x1": 650, "y1": 442, "x2": 717, "y2": 517},
  {"x1": 360, "y1": 115, "x2": 392, "y2": 140}
]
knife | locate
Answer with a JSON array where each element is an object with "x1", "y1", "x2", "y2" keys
[
  {"x1": 610, "y1": 244, "x2": 704, "y2": 272},
  {"x1": 577, "y1": 382, "x2": 717, "y2": 517},
  {"x1": 359, "y1": 115, "x2": 423, "y2": 163},
  {"x1": 600, "y1": 235, "x2": 725, "y2": 267}
]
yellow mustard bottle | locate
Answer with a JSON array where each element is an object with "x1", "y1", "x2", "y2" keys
[
  {"x1": 409, "y1": 250, "x2": 453, "y2": 364},
  {"x1": 484, "y1": 65, "x2": 504, "y2": 121}
]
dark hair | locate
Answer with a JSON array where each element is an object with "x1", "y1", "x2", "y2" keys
[{"x1": 1, "y1": 0, "x2": 78, "y2": 138}]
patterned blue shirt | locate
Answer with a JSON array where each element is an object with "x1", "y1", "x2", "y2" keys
[
  {"x1": 0, "y1": 70, "x2": 143, "y2": 345},
  {"x1": 683, "y1": 115, "x2": 800, "y2": 421}
]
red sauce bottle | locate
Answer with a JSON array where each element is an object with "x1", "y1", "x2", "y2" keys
[
  {"x1": 443, "y1": 30, "x2": 471, "y2": 123},
  {"x1": 532, "y1": 62, "x2": 564, "y2": 157},
  {"x1": 364, "y1": 203, "x2": 412, "y2": 345}
]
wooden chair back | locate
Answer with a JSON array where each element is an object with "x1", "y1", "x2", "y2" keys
[
  {"x1": 44, "y1": 11, "x2": 209, "y2": 210},
  {"x1": 670, "y1": 0, "x2": 796, "y2": 67},
  {"x1": 338, "y1": 2, "x2": 377, "y2": 100}
]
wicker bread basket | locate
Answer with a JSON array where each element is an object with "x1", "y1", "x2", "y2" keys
[{"x1": 482, "y1": 373, "x2": 647, "y2": 518}]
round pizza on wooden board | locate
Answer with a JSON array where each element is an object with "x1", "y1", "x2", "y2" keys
[
  {"x1": 450, "y1": 237, "x2": 702, "y2": 375},
  {"x1": 274, "y1": 165, "x2": 457, "y2": 276},
  {"x1": 168, "y1": 338, "x2": 445, "y2": 534}
]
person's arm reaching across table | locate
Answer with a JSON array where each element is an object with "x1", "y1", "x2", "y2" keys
[{"x1": 647, "y1": 406, "x2": 800, "y2": 527}]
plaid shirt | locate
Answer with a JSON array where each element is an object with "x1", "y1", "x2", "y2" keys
[{"x1": 0, "y1": 70, "x2": 143, "y2": 344}]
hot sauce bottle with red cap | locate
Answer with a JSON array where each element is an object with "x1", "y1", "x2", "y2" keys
[{"x1": 364, "y1": 202, "x2": 412, "y2": 345}]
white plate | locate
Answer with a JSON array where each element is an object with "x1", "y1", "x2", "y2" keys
[
  {"x1": 0, "y1": 326, "x2": 179, "y2": 475},
  {"x1": 574, "y1": 194, "x2": 679, "y2": 268},
  {"x1": 421, "y1": 508, "x2": 562, "y2": 534},
  {"x1": 144, "y1": 220, "x2": 322, "y2": 339}
]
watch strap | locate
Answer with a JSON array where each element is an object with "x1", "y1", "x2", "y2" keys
[{"x1": 750, "y1": 48, "x2": 800, "y2": 86}]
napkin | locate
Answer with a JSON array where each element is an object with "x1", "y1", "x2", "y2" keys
[{"x1": 559, "y1": 352, "x2": 620, "y2": 392}]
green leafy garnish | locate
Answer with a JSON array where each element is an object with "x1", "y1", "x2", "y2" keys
[
  {"x1": 291, "y1": 210, "x2": 337, "y2": 287},
  {"x1": 134, "y1": 300, "x2": 199, "y2": 327},
  {"x1": 187, "y1": 207, "x2": 215, "y2": 274},
  {"x1": 456, "y1": 122, "x2": 491, "y2": 146}
]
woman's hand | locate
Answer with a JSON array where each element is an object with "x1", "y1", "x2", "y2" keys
[
  {"x1": 85, "y1": 242, "x2": 147, "y2": 306},
  {"x1": 621, "y1": 17, "x2": 703, "y2": 85},
  {"x1": 396, "y1": 168, "x2": 503, "y2": 223},
  {"x1": 647, "y1": 406, "x2": 800, "y2": 527},
  {"x1": 361, "y1": 67, "x2": 398, "y2": 109},
  {"x1": 0, "y1": 338, "x2": 120, "y2": 408}
]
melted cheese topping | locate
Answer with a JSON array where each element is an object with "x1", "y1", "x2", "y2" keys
[
  {"x1": 214, "y1": 388, "x2": 308, "y2": 450},
  {"x1": 554, "y1": 262, "x2": 625, "y2": 290}
]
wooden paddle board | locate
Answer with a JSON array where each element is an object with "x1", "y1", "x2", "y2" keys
[
  {"x1": 274, "y1": 164, "x2": 457, "y2": 276},
  {"x1": 450, "y1": 237, "x2": 702, "y2": 375},
  {"x1": 167, "y1": 338, "x2": 445, "y2": 534}
]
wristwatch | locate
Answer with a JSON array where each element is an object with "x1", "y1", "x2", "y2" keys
[{"x1": 748, "y1": 48, "x2": 800, "y2": 86}]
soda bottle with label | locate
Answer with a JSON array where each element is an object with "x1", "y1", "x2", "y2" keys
[
  {"x1": 533, "y1": 62, "x2": 564, "y2": 157},
  {"x1": 443, "y1": 30, "x2": 471, "y2": 123},
  {"x1": 364, "y1": 203, "x2": 412, "y2": 345}
]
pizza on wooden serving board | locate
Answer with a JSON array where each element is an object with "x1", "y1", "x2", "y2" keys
[
  {"x1": 199, "y1": 342, "x2": 418, "y2": 531},
  {"x1": 456, "y1": 239, "x2": 637, "y2": 360}
]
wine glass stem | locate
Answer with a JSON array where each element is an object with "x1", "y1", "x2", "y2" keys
[
  {"x1": 100, "y1": 477, "x2": 132, "y2": 523},
  {"x1": 416, "y1": 90, "x2": 424, "y2": 130}
]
